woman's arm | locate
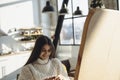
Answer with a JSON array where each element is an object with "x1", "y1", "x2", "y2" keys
[
  {"x1": 53, "y1": 58, "x2": 70, "y2": 80},
  {"x1": 18, "y1": 65, "x2": 35, "y2": 80}
]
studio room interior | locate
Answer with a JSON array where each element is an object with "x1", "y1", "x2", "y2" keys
[{"x1": 0, "y1": 0, "x2": 120, "y2": 80}]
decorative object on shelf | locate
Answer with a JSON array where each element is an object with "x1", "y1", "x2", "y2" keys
[
  {"x1": 42, "y1": 1, "x2": 54, "y2": 13},
  {"x1": 90, "y1": 0, "x2": 103, "y2": 8},
  {"x1": 0, "y1": 29, "x2": 7, "y2": 36},
  {"x1": 73, "y1": 6, "x2": 82, "y2": 15},
  {"x1": 19, "y1": 27, "x2": 42, "y2": 41}
]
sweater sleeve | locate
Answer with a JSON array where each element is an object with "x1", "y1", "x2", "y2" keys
[
  {"x1": 18, "y1": 65, "x2": 35, "y2": 80},
  {"x1": 53, "y1": 58, "x2": 70, "y2": 80}
]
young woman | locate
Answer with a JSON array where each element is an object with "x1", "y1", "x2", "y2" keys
[{"x1": 18, "y1": 35, "x2": 70, "y2": 80}]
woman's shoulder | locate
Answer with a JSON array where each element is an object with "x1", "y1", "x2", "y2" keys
[
  {"x1": 51, "y1": 58, "x2": 61, "y2": 64},
  {"x1": 21, "y1": 64, "x2": 32, "y2": 71},
  {"x1": 51, "y1": 58, "x2": 60, "y2": 61}
]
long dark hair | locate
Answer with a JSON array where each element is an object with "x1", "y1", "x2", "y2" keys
[{"x1": 25, "y1": 35, "x2": 55, "y2": 65}]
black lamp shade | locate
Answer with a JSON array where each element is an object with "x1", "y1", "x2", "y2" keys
[
  {"x1": 73, "y1": 6, "x2": 82, "y2": 15},
  {"x1": 42, "y1": 1, "x2": 54, "y2": 13},
  {"x1": 59, "y1": 4, "x2": 68, "y2": 15}
]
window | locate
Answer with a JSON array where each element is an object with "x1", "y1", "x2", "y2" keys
[{"x1": 58, "y1": 0, "x2": 88, "y2": 45}]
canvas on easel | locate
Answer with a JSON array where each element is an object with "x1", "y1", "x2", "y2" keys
[{"x1": 75, "y1": 8, "x2": 120, "y2": 80}]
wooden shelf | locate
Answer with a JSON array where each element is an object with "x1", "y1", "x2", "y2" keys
[
  {"x1": 19, "y1": 27, "x2": 42, "y2": 30},
  {"x1": 19, "y1": 27, "x2": 43, "y2": 36}
]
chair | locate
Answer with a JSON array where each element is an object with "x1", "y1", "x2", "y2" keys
[
  {"x1": 75, "y1": 8, "x2": 120, "y2": 80},
  {"x1": 61, "y1": 59, "x2": 75, "y2": 77},
  {"x1": 17, "y1": 74, "x2": 20, "y2": 80}
]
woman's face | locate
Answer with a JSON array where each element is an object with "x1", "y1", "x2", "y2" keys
[{"x1": 39, "y1": 44, "x2": 52, "y2": 60}]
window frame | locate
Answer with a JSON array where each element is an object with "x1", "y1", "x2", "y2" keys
[{"x1": 57, "y1": 0, "x2": 88, "y2": 45}]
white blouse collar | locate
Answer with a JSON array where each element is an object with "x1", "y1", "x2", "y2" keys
[{"x1": 37, "y1": 58, "x2": 49, "y2": 65}]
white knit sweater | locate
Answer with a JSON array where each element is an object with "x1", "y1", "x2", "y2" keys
[{"x1": 18, "y1": 58, "x2": 70, "y2": 80}]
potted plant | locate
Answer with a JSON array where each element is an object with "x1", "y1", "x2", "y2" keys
[{"x1": 90, "y1": 0, "x2": 104, "y2": 8}]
